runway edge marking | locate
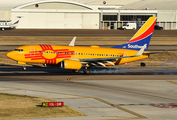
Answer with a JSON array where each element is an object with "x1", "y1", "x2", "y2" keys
[
  {"x1": 67, "y1": 78, "x2": 146, "y2": 119},
  {"x1": 93, "y1": 97, "x2": 146, "y2": 119},
  {"x1": 167, "y1": 80, "x2": 177, "y2": 85}
]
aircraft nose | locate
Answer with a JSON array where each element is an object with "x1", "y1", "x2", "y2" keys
[{"x1": 6, "y1": 51, "x2": 14, "y2": 59}]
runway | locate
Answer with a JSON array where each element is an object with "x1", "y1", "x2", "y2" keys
[
  {"x1": 0, "y1": 65, "x2": 177, "y2": 120},
  {"x1": 1, "y1": 74, "x2": 177, "y2": 120},
  {"x1": 0, "y1": 65, "x2": 177, "y2": 77}
]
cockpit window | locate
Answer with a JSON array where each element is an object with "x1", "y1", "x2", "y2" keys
[{"x1": 14, "y1": 49, "x2": 23, "y2": 52}]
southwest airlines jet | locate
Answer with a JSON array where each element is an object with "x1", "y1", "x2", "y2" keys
[{"x1": 7, "y1": 17, "x2": 157, "y2": 74}]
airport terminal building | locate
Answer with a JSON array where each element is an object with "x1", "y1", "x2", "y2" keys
[{"x1": 0, "y1": 0, "x2": 177, "y2": 30}]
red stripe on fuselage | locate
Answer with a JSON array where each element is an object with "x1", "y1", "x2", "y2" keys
[
  {"x1": 45, "y1": 45, "x2": 49, "y2": 49},
  {"x1": 39, "y1": 45, "x2": 45, "y2": 50},
  {"x1": 48, "y1": 45, "x2": 53, "y2": 50},
  {"x1": 40, "y1": 44, "x2": 53, "y2": 50},
  {"x1": 45, "y1": 59, "x2": 56, "y2": 64}
]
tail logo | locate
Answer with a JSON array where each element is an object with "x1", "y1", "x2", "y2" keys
[
  {"x1": 128, "y1": 44, "x2": 147, "y2": 49},
  {"x1": 112, "y1": 17, "x2": 157, "y2": 51}
]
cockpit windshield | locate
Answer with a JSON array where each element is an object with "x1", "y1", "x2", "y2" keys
[{"x1": 14, "y1": 49, "x2": 23, "y2": 52}]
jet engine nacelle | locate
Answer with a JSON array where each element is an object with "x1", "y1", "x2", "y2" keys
[{"x1": 61, "y1": 60, "x2": 82, "y2": 70}]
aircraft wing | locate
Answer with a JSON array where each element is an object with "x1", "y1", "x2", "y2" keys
[
  {"x1": 80, "y1": 44, "x2": 146, "y2": 62},
  {"x1": 80, "y1": 55, "x2": 137, "y2": 62},
  {"x1": 78, "y1": 44, "x2": 147, "y2": 67}
]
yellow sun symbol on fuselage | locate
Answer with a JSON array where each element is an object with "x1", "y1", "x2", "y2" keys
[{"x1": 43, "y1": 50, "x2": 57, "y2": 59}]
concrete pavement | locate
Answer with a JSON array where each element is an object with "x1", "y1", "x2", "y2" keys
[{"x1": 0, "y1": 78, "x2": 177, "y2": 120}]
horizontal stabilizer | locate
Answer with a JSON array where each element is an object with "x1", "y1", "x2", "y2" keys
[
  {"x1": 134, "y1": 44, "x2": 147, "y2": 57},
  {"x1": 143, "y1": 51, "x2": 170, "y2": 55}
]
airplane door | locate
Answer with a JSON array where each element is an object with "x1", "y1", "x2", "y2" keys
[{"x1": 30, "y1": 46, "x2": 35, "y2": 57}]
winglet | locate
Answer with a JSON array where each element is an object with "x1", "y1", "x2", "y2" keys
[
  {"x1": 69, "y1": 36, "x2": 76, "y2": 46},
  {"x1": 134, "y1": 44, "x2": 147, "y2": 57}
]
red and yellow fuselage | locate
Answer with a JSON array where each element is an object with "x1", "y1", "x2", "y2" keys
[{"x1": 7, "y1": 44, "x2": 149, "y2": 66}]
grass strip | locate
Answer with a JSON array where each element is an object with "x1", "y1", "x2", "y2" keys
[
  {"x1": 0, "y1": 93, "x2": 85, "y2": 120},
  {"x1": 0, "y1": 36, "x2": 177, "y2": 45}
]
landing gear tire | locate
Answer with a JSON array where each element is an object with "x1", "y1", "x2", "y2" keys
[
  {"x1": 72, "y1": 70, "x2": 79, "y2": 73},
  {"x1": 84, "y1": 69, "x2": 90, "y2": 74},
  {"x1": 22, "y1": 66, "x2": 26, "y2": 71},
  {"x1": 140, "y1": 62, "x2": 146, "y2": 67}
]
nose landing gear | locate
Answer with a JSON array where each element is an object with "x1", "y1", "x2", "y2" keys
[{"x1": 72, "y1": 70, "x2": 79, "y2": 73}]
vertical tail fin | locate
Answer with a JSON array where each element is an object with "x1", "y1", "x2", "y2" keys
[
  {"x1": 112, "y1": 17, "x2": 157, "y2": 51},
  {"x1": 13, "y1": 20, "x2": 19, "y2": 25}
]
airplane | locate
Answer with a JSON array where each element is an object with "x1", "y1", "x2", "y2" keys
[
  {"x1": 7, "y1": 17, "x2": 157, "y2": 74},
  {"x1": 0, "y1": 20, "x2": 19, "y2": 31}
]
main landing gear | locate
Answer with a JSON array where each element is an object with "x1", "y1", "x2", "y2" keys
[
  {"x1": 83, "y1": 67, "x2": 90, "y2": 74},
  {"x1": 140, "y1": 62, "x2": 146, "y2": 67},
  {"x1": 84, "y1": 69, "x2": 90, "y2": 74},
  {"x1": 72, "y1": 69, "x2": 90, "y2": 74},
  {"x1": 72, "y1": 67, "x2": 90, "y2": 74}
]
